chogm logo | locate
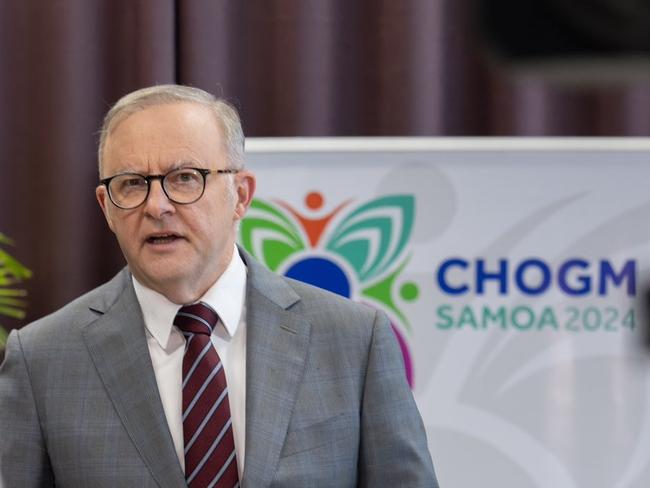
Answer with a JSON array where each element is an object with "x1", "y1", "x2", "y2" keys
[{"x1": 240, "y1": 192, "x2": 419, "y2": 387}]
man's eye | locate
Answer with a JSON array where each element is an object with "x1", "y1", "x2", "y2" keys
[
  {"x1": 124, "y1": 178, "x2": 145, "y2": 187},
  {"x1": 115, "y1": 177, "x2": 146, "y2": 192},
  {"x1": 170, "y1": 171, "x2": 200, "y2": 185}
]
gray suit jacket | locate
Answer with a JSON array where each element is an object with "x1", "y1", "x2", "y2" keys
[{"x1": 0, "y1": 251, "x2": 437, "y2": 487}]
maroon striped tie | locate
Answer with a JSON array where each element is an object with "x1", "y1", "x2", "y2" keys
[{"x1": 174, "y1": 303, "x2": 239, "y2": 488}]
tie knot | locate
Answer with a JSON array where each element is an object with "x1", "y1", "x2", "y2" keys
[{"x1": 174, "y1": 302, "x2": 219, "y2": 336}]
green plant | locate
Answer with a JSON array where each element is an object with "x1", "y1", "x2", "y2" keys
[{"x1": 0, "y1": 233, "x2": 32, "y2": 349}]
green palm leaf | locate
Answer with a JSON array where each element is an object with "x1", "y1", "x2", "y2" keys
[{"x1": 0, "y1": 233, "x2": 32, "y2": 349}]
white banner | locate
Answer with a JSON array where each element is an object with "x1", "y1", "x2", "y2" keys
[{"x1": 241, "y1": 138, "x2": 650, "y2": 488}]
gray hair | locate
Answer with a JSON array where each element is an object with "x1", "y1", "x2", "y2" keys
[{"x1": 98, "y1": 85, "x2": 245, "y2": 174}]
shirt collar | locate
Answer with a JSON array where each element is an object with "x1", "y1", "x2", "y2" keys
[{"x1": 133, "y1": 246, "x2": 247, "y2": 349}]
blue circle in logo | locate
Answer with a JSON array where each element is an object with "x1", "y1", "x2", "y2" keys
[{"x1": 285, "y1": 257, "x2": 351, "y2": 298}]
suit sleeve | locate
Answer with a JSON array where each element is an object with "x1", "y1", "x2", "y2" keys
[
  {"x1": 358, "y1": 310, "x2": 439, "y2": 487},
  {"x1": 0, "y1": 330, "x2": 54, "y2": 487}
]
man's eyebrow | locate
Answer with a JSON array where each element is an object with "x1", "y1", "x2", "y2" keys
[
  {"x1": 172, "y1": 159, "x2": 206, "y2": 169},
  {"x1": 113, "y1": 160, "x2": 206, "y2": 175},
  {"x1": 105, "y1": 167, "x2": 141, "y2": 176}
]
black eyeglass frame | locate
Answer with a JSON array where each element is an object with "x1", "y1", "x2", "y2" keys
[{"x1": 99, "y1": 167, "x2": 239, "y2": 209}]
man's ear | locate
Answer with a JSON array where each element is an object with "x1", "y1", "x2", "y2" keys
[
  {"x1": 96, "y1": 185, "x2": 116, "y2": 233},
  {"x1": 234, "y1": 171, "x2": 256, "y2": 221}
]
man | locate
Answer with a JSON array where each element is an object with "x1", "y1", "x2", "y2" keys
[{"x1": 0, "y1": 85, "x2": 438, "y2": 487}]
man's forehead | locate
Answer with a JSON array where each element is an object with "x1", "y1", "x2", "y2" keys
[
  {"x1": 108, "y1": 101, "x2": 219, "y2": 136},
  {"x1": 101, "y1": 103, "x2": 225, "y2": 173}
]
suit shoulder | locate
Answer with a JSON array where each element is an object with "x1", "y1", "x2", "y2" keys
[
  {"x1": 244, "y1": 249, "x2": 380, "y2": 323},
  {"x1": 281, "y1": 275, "x2": 383, "y2": 331},
  {"x1": 286, "y1": 275, "x2": 375, "y2": 310},
  {"x1": 15, "y1": 268, "x2": 130, "y2": 347}
]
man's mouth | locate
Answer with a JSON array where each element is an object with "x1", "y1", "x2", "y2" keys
[{"x1": 145, "y1": 233, "x2": 182, "y2": 244}]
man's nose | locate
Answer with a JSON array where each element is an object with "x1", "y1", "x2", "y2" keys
[{"x1": 143, "y1": 179, "x2": 175, "y2": 218}]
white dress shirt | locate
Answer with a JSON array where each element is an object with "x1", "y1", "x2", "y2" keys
[{"x1": 132, "y1": 248, "x2": 247, "y2": 479}]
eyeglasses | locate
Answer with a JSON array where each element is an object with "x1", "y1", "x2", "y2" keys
[{"x1": 100, "y1": 167, "x2": 239, "y2": 209}]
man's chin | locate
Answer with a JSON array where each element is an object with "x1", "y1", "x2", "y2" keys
[{"x1": 131, "y1": 267, "x2": 185, "y2": 293}]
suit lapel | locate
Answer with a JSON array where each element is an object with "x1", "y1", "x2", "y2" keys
[
  {"x1": 82, "y1": 271, "x2": 186, "y2": 488},
  {"x1": 241, "y1": 255, "x2": 312, "y2": 488}
]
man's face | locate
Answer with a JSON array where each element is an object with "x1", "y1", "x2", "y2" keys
[{"x1": 96, "y1": 102, "x2": 255, "y2": 303}]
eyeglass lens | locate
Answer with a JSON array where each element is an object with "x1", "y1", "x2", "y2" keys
[{"x1": 108, "y1": 168, "x2": 205, "y2": 208}]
